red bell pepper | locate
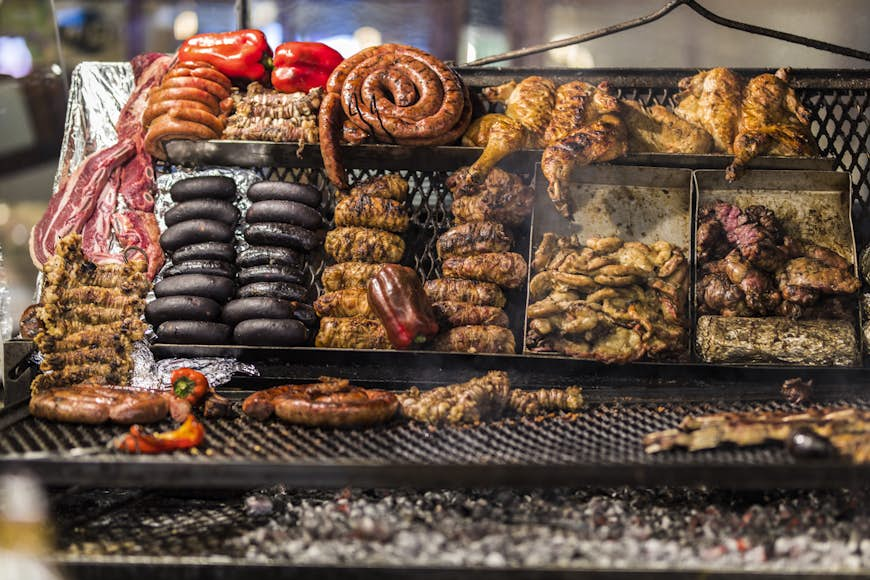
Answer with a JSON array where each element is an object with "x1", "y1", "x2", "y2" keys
[
  {"x1": 178, "y1": 29, "x2": 272, "y2": 82},
  {"x1": 171, "y1": 367, "x2": 209, "y2": 406},
  {"x1": 271, "y1": 42, "x2": 343, "y2": 93},
  {"x1": 367, "y1": 264, "x2": 439, "y2": 349},
  {"x1": 116, "y1": 415, "x2": 205, "y2": 455}
]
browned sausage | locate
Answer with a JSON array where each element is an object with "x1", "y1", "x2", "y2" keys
[
  {"x1": 164, "y1": 64, "x2": 232, "y2": 92},
  {"x1": 159, "y1": 75, "x2": 231, "y2": 100},
  {"x1": 168, "y1": 107, "x2": 225, "y2": 135},
  {"x1": 143, "y1": 99, "x2": 213, "y2": 129},
  {"x1": 273, "y1": 384, "x2": 399, "y2": 428},
  {"x1": 145, "y1": 114, "x2": 219, "y2": 160},
  {"x1": 149, "y1": 87, "x2": 220, "y2": 111},
  {"x1": 318, "y1": 92, "x2": 349, "y2": 190},
  {"x1": 242, "y1": 378, "x2": 350, "y2": 421},
  {"x1": 109, "y1": 392, "x2": 170, "y2": 424}
]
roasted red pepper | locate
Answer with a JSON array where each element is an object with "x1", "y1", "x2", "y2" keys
[
  {"x1": 271, "y1": 42, "x2": 343, "y2": 93},
  {"x1": 367, "y1": 264, "x2": 439, "y2": 349},
  {"x1": 178, "y1": 29, "x2": 272, "y2": 82},
  {"x1": 116, "y1": 415, "x2": 205, "y2": 454},
  {"x1": 171, "y1": 368, "x2": 209, "y2": 406}
]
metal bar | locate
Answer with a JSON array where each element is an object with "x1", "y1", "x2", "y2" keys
[
  {"x1": 234, "y1": 0, "x2": 249, "y2": 30},
  {"x1": 462, "y1": 0, "x2": 870, "y2": 66}
]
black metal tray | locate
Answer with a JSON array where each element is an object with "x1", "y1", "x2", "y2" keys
[{"x1": 2, "y1": 345, "x2": 869, "y2": 491}]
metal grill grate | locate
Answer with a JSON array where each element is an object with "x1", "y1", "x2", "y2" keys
[{"x1": 2, "y1": 397, "x2": 869, "y2": 489}]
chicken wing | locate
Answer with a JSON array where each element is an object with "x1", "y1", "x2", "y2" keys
[
  {"x1": 674, "y1": 67, "x2": 743, "y2": 153},
  {"x1": 442, "y1": 252, "x2": 528, "y2": 289},
  {"x1": 325, "y1": 227, "x2": 405, "y2": 263},
  {"x1": 333, "y1": 193, "x2": 409, "y2": 233},
  {"x1": 726, "y1": 68, "x2": 818, "y2": 181},
  {"x1": 621, "y1": 100, "x2": 714, "y2": 154}
]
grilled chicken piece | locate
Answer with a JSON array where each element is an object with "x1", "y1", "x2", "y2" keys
[
  {"x1": 726, "y1": 68, "x2": 818, "y2": 181},
  {"x1": 432, "y1": 301, "x2": 509, "y2": 328},
  {"x1": 436, "y1": 221, "x2": 513, "y2": 259},
  {"x1": 424, "y1": 278, "x2": 507, "y2": 308},
  {"x1": 674, "y1": 67, "x2": 743, "y2": 153},
  {"x1": 339, "y1": 174, "x2": 409, "y2": 202},
  {"x1": 321, "y1": 261, "x2": 382, "y2": 291},
  {"x1": 313, "y1": 288, "x2": 375, "y2": 318},
  {"x1": 431, "y1": 325, "x2": 516, "y2": 354},
  {"x1": 544, "y1": 81, "x2": 619, "y2": 145},
  {"x1": 541, "y1": 113, "x2": 628, "y2": 217},
  {"x1": 325, "y1": 227, "x2": 405, "y2": 263},
  {"x1": 314, "y1": 316, "x2": 392, "y2": 349},
  {"x1": 442, "y1": 252, "x2": 528, "y2": 289},
  {"x1": 447, "y1": 167, "x2": 534, "y2": 227},
  {"x1": 334, "y1": 193, "x2": 409, "y2": 233},
  {"x1": 461, "y1": 114, "x2": 528, "y2": 191},
  {"x1": 620, "y1": 100, "x2": 714, "y2": 154},
  {"x1": 482, "y1": 76, "x2": 556, "y2": 146}
]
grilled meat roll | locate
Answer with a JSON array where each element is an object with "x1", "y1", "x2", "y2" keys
[
  {"x1": 315, "y1": 316, "x2": 392, "y2": 349},
  {"x1": 424, "y1": 278, "x2": 506, "y2": 308},
  {"x1": 432, "y1": 301, "x2": 509, "y2": 328},
  {"x1": 321, "y1": 261, "x2": 383, "y2": 291},
  {"x1": 333, "y1": 193, "x2": 410, "y2": 233},
  {"x1": 325, "y1": 227, "x2": 405, "y2": 263},
  {"x1": 442, "y1": 252, "x2": 528, "y2": 289},
  {"x1": 436, "y1": 221, "x2": 513, "y2": 259},
  {"x1": 431, "y1": 325, "x2": 516, "y2": 354},
  {"x1": 340, "y1": 174, "x2": 409, "y2": 202},
  {"x1": 313, "y1": 288, "x2": 375, "y2": 318},
  {"x1": 447, "y1": 167, "x2": 534, "y2": 227}
]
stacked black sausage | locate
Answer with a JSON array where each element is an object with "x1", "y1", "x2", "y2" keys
[
  {"x1": 148, "y1": 175, "x2": 240, "y2": 344},
  {"x1": 225, "y1": 181, "x2": 323, "y2": 346}
]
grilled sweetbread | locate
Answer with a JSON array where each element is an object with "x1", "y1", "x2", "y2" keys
[
  {"x1": 424, "y1": 278, "x2": 507, "y2": 308},
  {"x1": 313, "y1": 288, "x2": 375, "y2": 319},
  {"x1": 436, "y1": 221, "x2": 512, "y2": 259},
  {"x1": 432, "y1": 325, "x2": 516, "y2": 354},
  {"x1": 321, "y1": 261, "x2": 383, "y2": 291},
  {"x1": 442, "y1": 252, "x2": 528, "y2": 289},
  {"x1": 315, "y1": 316, "x2": 392, "y2": 349},
  {"x1": 432, "y1": 301, "x2": 509, "y2": 328},
  {"x1": 325, "y1": 227, "x2": 405, "y2": 263},
  {"x1": 340, "y1": 174, "x2": 409, "y2": 202},
  {"x1": 334, "y1": 193, "x2": 409, "y2": 233}
]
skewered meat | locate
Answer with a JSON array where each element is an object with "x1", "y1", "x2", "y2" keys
[
  {"x1": 321, "y1": 262, "x2": 383, "y2": 291},
  {"x1": 509, "y1": 387, "x2": 584, "y2": 416},
  {"x1": 644, "y1": 407, "x2": 870, "y2": 464},
  {"x1": 674, "y1": 67, "x2": 743, "y2": 153},
  {"x1": 432, "y1": 301, "x2": 509, "y2": 328},
  {"x1": 620, "y1": 100, "x2": 714, "y2": 154},
  {"x1": 442, "y1": 252, "x2": 528, "y2": 289},
  {"x1": 315, "y1": 317, "x2": 392, "y2": 349},
  {"x1": 447, "y1": 167, "x2": 534, "y2": 227},
  {"x1": 325, "y1": 227, "x2": 405, "y2": 263},
  {"x1": 273, "y1": 383, "x2": 399, "y2": 428},
  {"x1": 431, "y1": 325, "x2": 516, "y2": 354},
  {"x1": 342, "y1": 174, "x2": 409, "y2": 202},
  {"x1": 399, "y1": 370, "x2": 511, "y2": 425},
  {"x1": 334, "y1": 193, "x2": 410, "y2": 233},
  {"x1": 314, "y1": 288, "x2": 375, "y2": 319},
  {"x1": 224, "y1": 84, "x2": 321, "y2": 143},
  {"x1": 460, "y1": 114, "x2": 528, "y2": 190},
  {"x1": 541, "y1": 113, "x2": 627, "y2": 217},
  {"x1": 726, "y1": 68, "x2": 818, "y2": 181},
  {"x1": 482, "y1": 76, "x2": 556, "y2": 146},
  {"x1": 242, "y1": 377, "x2": 349, "y2": 420},
  {"x1": 29, "y1": 383, "x2": 169, "y2": 425},
  {"x1": 436, "y1": 221, "x2": 512, "y2": 259},
  {"x1": 424, "y1": 278, "x2": 507, "y2": 308}
]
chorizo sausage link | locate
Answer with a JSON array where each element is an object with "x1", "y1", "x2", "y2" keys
[
  {"x1": 143, "y1": 99, "x2": 213, "y2": 128},
  {"x1": 159, "y1": 75, "x2": 231, "y2": 101}
]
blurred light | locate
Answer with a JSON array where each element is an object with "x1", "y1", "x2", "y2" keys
[
  {"x1": 262, "y1": 23, "x2": 283, "y2": 52},
  {"x1": 252, "y1": 1, "x2": 278, "y2": 26},
  {"x1": 50, "y1": 63, "x2": 62, "y2": 76},
  {"x1": 0, "y1": 37, "x2": 33, "y2": 79},
  {"x1": 466, "y1": 42, "x2": 477, "y2": 62},
  {"x1": 546, "y1": 35, "x2": 595, "y2": 68},
  {"x1": 316, "y1": 35, "x2": 357, "y2": 59},
  {"x1": 173, "y1": 10, "x2": 199, "y2": 41},
  {"x1": 0, "y1": 204, "x2": 9, "y2": 227},
  {"x1": 353, "y1": 26, "x2": 382, "y2": 49},
  {"x1": 11, "y1": 224, "x2": 28, "y2": 246}
]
